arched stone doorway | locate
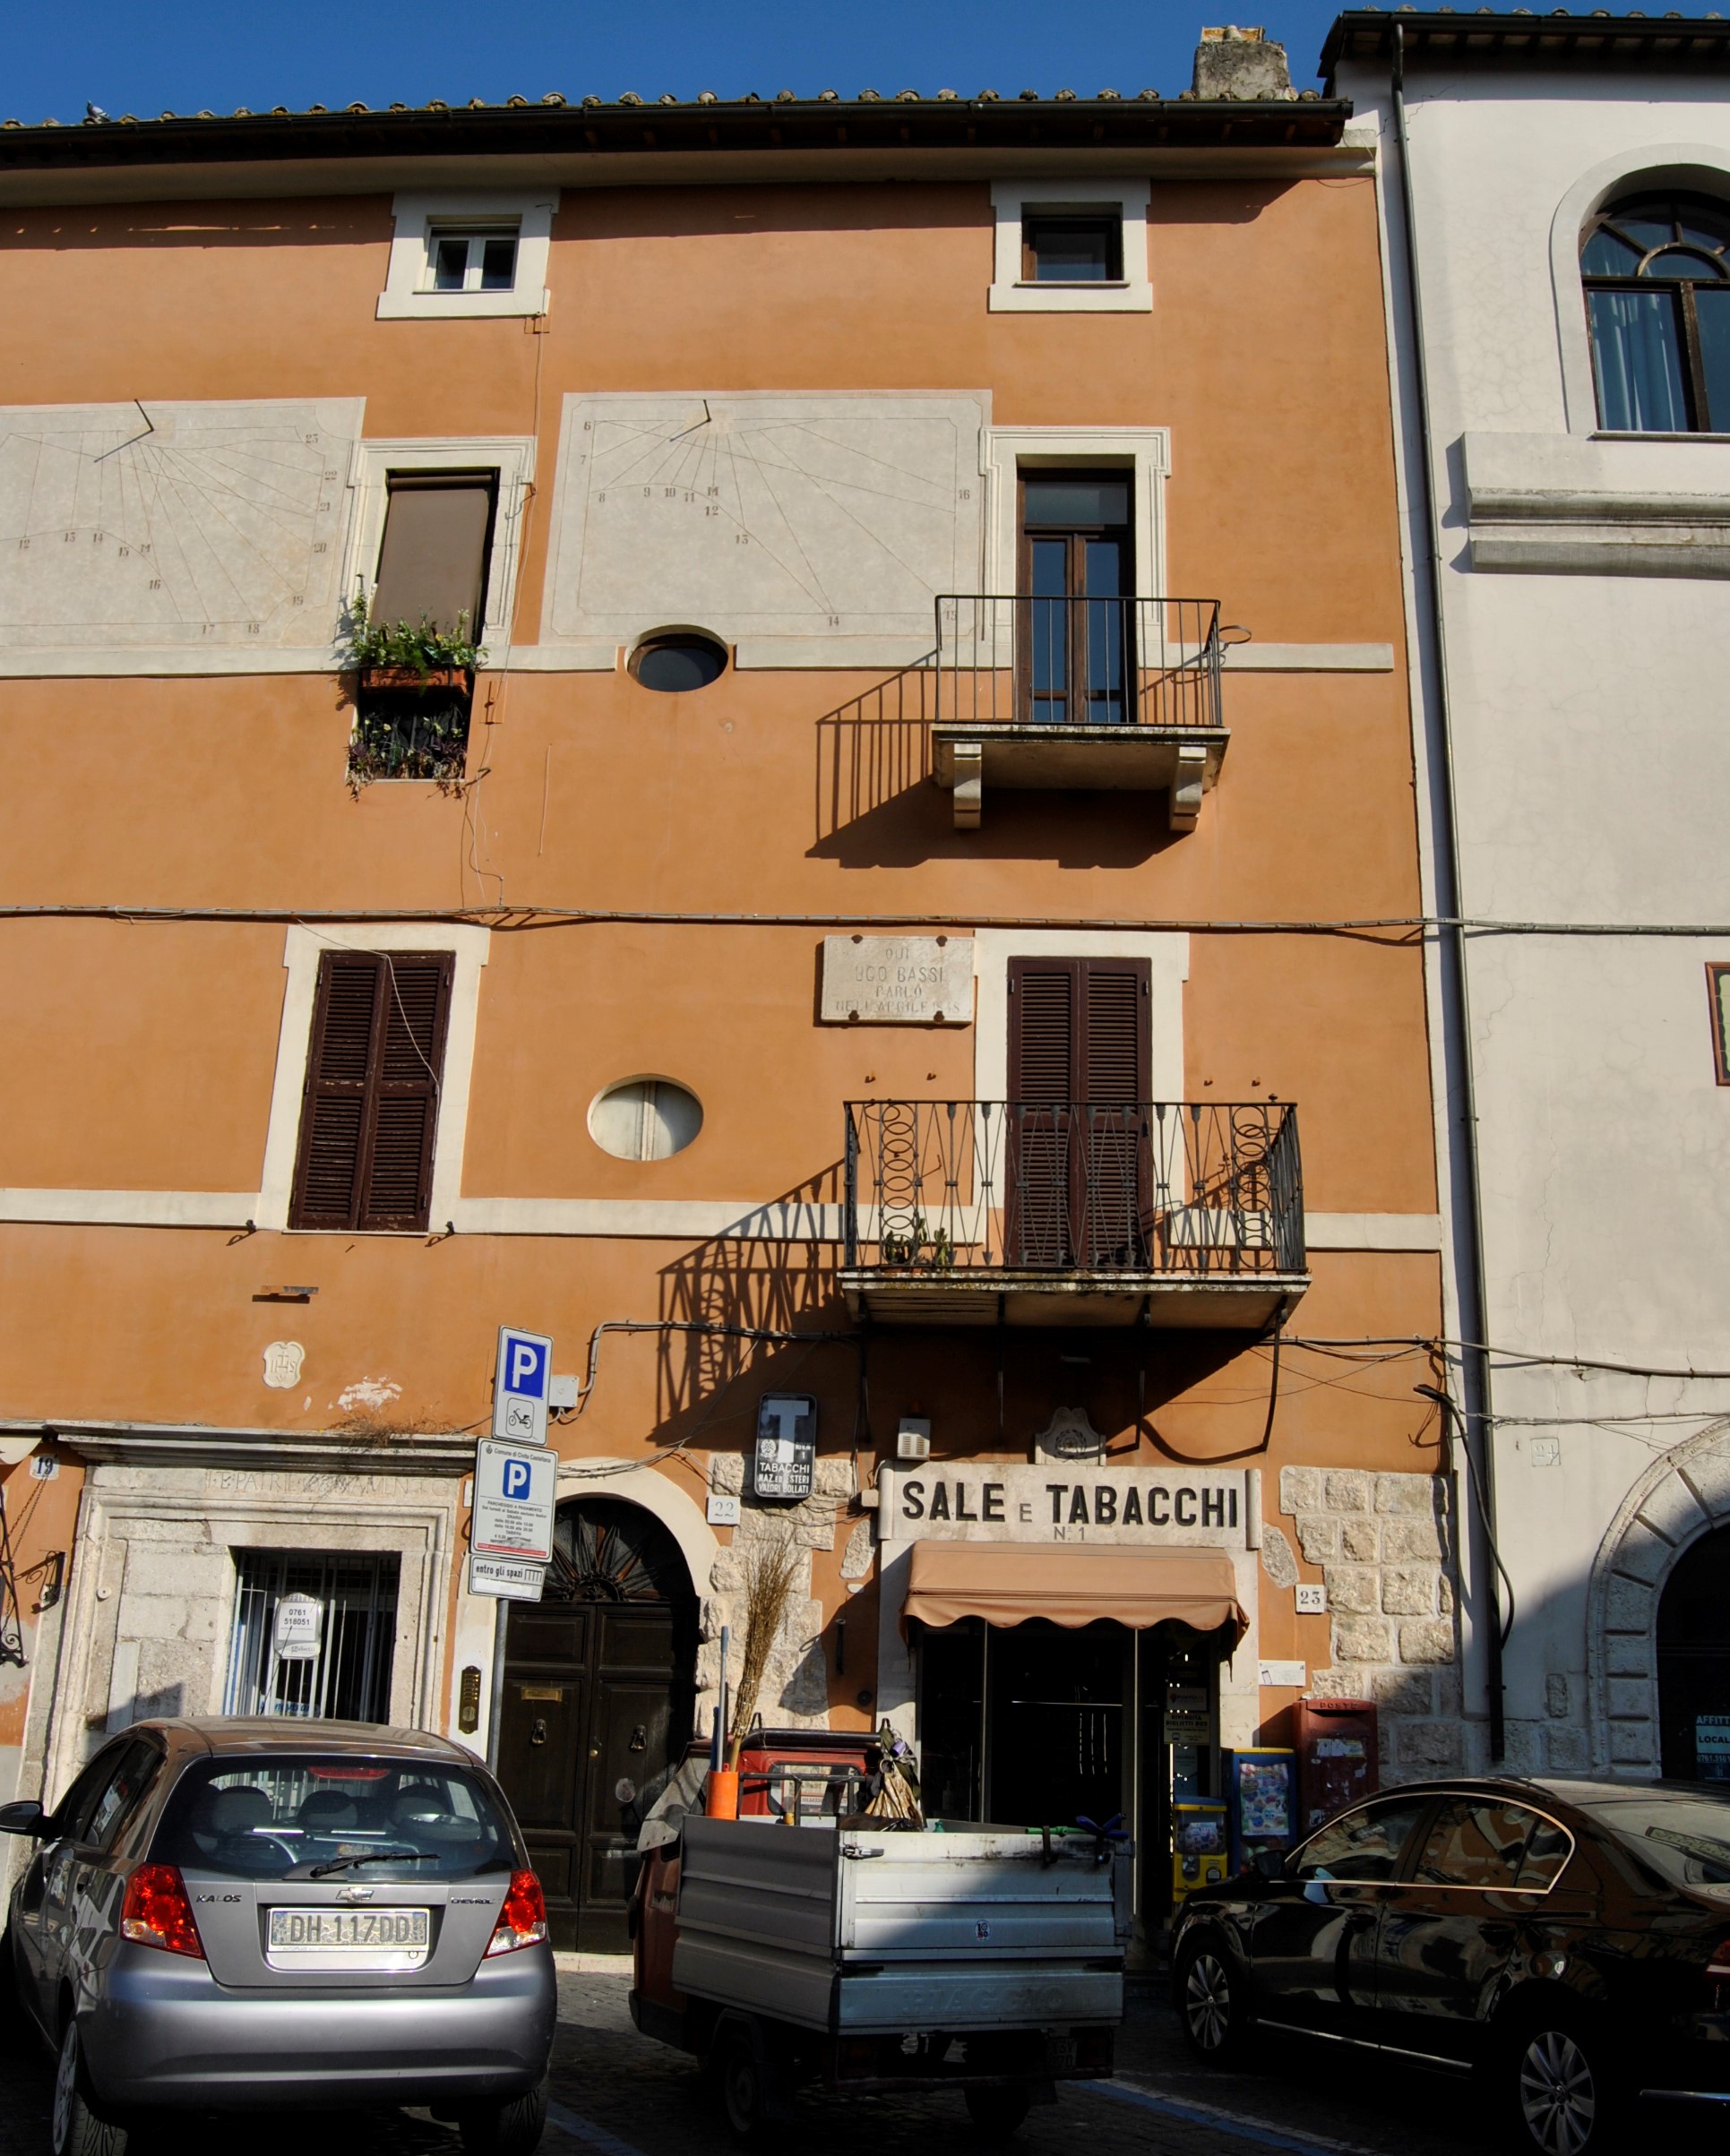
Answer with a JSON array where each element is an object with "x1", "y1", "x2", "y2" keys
[
  {"x1": 1657, "y1": 1522, "x2": 1730, "y2": 1783},
  {"x1": 495, "y1": 1498, "x2": 698, "y2": 1950}
]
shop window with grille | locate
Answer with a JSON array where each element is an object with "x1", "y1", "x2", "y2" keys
[
  {"x1": 289, "y1": 949, "x2": 452, "y2": 1233},
  {"x1": 224, "y1": 1550, "x2": 400, "y2": 1722}
]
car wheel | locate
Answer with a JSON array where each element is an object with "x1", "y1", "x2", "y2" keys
[
  {"x1": 715, "y1": 2023, "x2": 769, "y2": 2144},
  {"x1": 1175, "y1": 1935, "x2": 1249, "y2": 2066},
  {"x1": 1504, "y1": 2012, "x2": 1618, "y2": 2156},
  {"x1": 456, "y1": 2075, "x2": 548, "y2": 2156},
  {"x1": 51, "y1": 2023, "x2": 126, "y2": 2156},
  {"x1": 964, "y1": 2085, "x2": 1032, "y2": 2143}
]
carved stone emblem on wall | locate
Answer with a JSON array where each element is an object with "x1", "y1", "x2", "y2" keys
[
  {"x1": 1033, "y1": 1405, "x2": 1107, "y2": 1463},
  {"x1": 262, "y1": 1341, "x2": 306, "y2": 1389}
]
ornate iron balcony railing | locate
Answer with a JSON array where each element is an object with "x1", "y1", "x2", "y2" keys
[
  {"x1": 844, "y1": 1100, "x2": 1304, "y2": 1279},
  {"x1": 933, "y1": 596, "x2": 1224, "y2": 732}
]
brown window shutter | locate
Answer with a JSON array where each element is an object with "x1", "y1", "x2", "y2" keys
[
  {"x1": 359, "y1": 954, "x2": 453, "y2": 1231},
  {"x1": 289, "y1": 955, "x2": 382, "y2": 1229},
  {"x1": 1006, "y1": 956, "x2": 1149, "y2": 1267},
  {"x1": 1007, "y1": 958, "x2": 1077, "y2": 1102},
  {"x1": 370, "y1": 474, "x2": 497, "y2": 636},
  {"x1": 1079, "y1": 959, "x2": 1149, "y2": 1103},
  {"x1": 288, "y1": 952, "x2": 453, "y2": 1234}
]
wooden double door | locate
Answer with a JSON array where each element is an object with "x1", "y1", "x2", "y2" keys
[
  {"x1": 1005, "y1": 954, "x2": 1152, "y2": 1269},
  {"x1": 495, "y1": 1504, "x2": 696, "y2": 1951}
]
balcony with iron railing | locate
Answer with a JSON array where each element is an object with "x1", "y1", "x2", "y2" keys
[
  {"x1": 841, "y1": 1099, "x2": 1306, "y2": 1327},
  {"x1": 929, "y1": 595, "x2": 1229, "y2": 832}
]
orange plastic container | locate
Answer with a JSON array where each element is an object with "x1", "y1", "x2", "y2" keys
[{"x1": 705, "y1": 1767, "x2": 740, "y2": 1819}]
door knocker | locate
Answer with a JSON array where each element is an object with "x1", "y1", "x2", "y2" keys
[
  {"x1": 529, "y1": 1717, "x2": 548, "y2": 1747},
  {"x1": 629, "y1": 1723, "x2": 647, "y2": 1752}
]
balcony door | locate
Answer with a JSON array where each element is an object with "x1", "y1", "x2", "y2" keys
[
  {"x1": 1020, "y1": 470, "x2": 1134, "y2": 726},
  {"x1": 1005, "y1": 956, "x2": 1150, "y2": 1267}
]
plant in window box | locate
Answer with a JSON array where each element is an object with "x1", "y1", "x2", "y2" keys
[
  {"x1": 343, "y1": 591, "x2": 486, "y2": 685},
  {"x1": 344, "y1": 594, "x2": 486, "y2": 795}
]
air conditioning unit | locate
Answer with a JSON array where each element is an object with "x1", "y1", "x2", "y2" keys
[{"x1": 896, "y1": 1418, "x2": 932, "y2": 1463}]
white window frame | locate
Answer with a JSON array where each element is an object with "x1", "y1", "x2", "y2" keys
[
  {"x1": 377, "y1": 189, "x2": 556, "y2": 322},
  {"x1": 426, "y1": 224, "x2": 521, "y2": 296},
  {"x1": 1548, "y1": 145, "x2": 1730, "y2": 436},
  {"x1": 984, "y1": 426, "x2": 1170, "y2": 595},
  {"x1": 341, "y1": 437, "x2": 537, "y2": 647},
  {"x1": 989, "y1": 179, "x2": 1153, "y2": 314},
  {"x1": 256, "y1": 923, "x2": 491, "y2": 1234}
]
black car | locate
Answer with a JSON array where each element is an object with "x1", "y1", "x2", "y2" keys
[{"x1": 1172, "y1": 1775, "x2": 1730, "y2": 2156}]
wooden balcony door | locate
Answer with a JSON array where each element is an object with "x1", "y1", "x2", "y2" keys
[
  {"x1": 1020, "y1": 470, "x2": 1134, "y2": 726},
  {"x1": 1005, "y1": 956, "x2": 1151, "y2": 1268}
]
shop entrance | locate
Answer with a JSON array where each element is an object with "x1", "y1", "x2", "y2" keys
[
  {"x1": 917, "y1": 1616, "x2": 1222, "y2": 1924},
  {"x1": 495, "y1": 1499, "x2": 697, "y2": 1951},
  {"x1": 1658, "y1": 1523, "x2": 1730, "y2": 1782}
]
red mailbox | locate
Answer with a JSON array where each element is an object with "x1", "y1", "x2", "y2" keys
[{"x1": 1294, "y1": 1696, "x2": 1379, "y2": 1834}]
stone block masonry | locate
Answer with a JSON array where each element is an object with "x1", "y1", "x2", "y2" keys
[{"x1": 1280, "y1": 1465, "x2": 1466, "y2": 1776}]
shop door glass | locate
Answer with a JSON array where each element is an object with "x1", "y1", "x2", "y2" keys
[{"x1": 985, "y1": 1620, "x2": 1129, "y2": 1830}]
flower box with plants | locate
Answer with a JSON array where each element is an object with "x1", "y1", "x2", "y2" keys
[{"x1": 344, "y1": 596, "x2": 487, "y2": 795}]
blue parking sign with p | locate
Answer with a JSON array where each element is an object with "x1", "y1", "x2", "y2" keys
[
  {"x1": 493, "y1": 1324, "x2": 554, "y2": 1445},
  {"x1": 502, "y1": 1456, "x2": 533, "y2": 1501}
]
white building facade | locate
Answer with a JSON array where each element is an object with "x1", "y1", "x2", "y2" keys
[{"x1": 1330, "y1": 10, "x2": 1730, "y2": 1782}]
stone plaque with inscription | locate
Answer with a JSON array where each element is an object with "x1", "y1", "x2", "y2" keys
[{"x1": 821, "y1": 935, "x2": 973, "y2": 1026}]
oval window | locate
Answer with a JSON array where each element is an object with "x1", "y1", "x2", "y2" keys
[
  {"x1": 633, "y1": 633, "x2": 727, "y2": 693},
  {"x1": 588, "y1": 1078, "x2": 704, "y2": 1161}
]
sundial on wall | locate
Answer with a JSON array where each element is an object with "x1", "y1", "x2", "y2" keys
[
  {"x1": 0, "y1": 398, "x2": 362, "y2": 650},
  {"x1": 542, "y1": 391, "x2": 989, "y2": 657}
]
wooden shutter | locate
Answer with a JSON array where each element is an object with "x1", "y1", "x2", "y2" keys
[
  {"x1": 289, "y1": 952, "x2": 454, "y2": 1233},
  {"x1": 1006, "y1": 958, "x2": 1149, "y2": 1267},
  {"x1": 371, "y1": 475, "x2": 497, "y2": 635}
]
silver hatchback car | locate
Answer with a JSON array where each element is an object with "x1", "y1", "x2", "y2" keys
[{"x1": 0, "y1": 1718, "x2": 556, "y2": 2156}]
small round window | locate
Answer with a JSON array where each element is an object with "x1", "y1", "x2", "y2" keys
[
  {"x1": 589, "y1": 1078, "x2": 703, "y2": 1161},
  {"x1": 633, "y1": 633, "x2": 727, "y2": 694}
]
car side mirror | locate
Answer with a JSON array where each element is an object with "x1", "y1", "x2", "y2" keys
[
  {"x1": 1252, "y1": 1847, "x2": 1287, "y2": 1881},
  {"x1": 0, "y1": 1800, "x2": 47, "y2": 1838}
]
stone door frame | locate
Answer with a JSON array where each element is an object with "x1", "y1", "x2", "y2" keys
[{"x1": 1589, "y1": 1417, "x2": 1730, "y2": 1776}]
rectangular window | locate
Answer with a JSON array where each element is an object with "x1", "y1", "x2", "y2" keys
[
  {"x1": 288, "y1": 950, "x2": 453, "y2": 1233},
  {"x1": 426, "y1": 224, "x2": 520, "y2": 295},
  {"x1": 370, "y1": 471, "x2": 497, "y2": 638},
  {"x1": 224, "y1": 1550, "x2": 400, "y2": 1722},
  {"x1": 1709, "y1": 964, "x2": 1730, "y2": 1084},
  {"x1": 1022, "y1": 210, "x2": 1123, "y2": 284}
]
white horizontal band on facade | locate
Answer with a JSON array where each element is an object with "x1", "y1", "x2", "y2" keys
[
  {"x1": 0, "y1": 1186, "x2": 1441, "y2": 1252},
  {"x1": 0, "y1": 641, "x2": 1399, "y2": 680}
]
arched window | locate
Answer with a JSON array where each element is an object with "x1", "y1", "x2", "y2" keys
[{"x1": 1583, "y1": 193, "x2": 1730, "y2": 433}]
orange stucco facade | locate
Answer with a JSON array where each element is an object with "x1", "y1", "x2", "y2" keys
[{"x1": 0, "y1": 91, "x2": 1450, "y2": 1938}]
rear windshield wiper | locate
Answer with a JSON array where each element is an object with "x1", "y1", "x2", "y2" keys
[{"x1": 308, "y1": 1850, "x2": 442, "y2": 1880}]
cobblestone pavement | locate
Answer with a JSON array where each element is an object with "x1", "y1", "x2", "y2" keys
[{"x1": 0, "y1": 1959, "x2": 1500, "y2": 2156}]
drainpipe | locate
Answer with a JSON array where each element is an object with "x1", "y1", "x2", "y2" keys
[{"x1": 1389, "y1": 22, "x2": 1506, "y2": 1761}]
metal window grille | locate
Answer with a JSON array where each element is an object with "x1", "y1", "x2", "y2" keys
[{"x1": 224, "y1": 1549, "x2": 400, "y2": 1722}]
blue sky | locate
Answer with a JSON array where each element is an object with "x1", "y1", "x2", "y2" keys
[{"x1": 5, "y1": 3, "x2": 1352, "y2": 126}]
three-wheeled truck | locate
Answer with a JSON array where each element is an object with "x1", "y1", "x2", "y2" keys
[{"x1": 628, "y1": 1728, "x2": 1130, "y2": 2142}]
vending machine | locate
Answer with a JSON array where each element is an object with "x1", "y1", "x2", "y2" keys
[
  {"x1": 1223, "y1": 1748, "x2": 1295, "y2": 1872},
  {"x1": 1170, "y1": 1799, "x2": 1229, "y2": 1903},
  {"x1": 1294, "y1": 1697, "x2": 1379, "y2": 1834}
]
